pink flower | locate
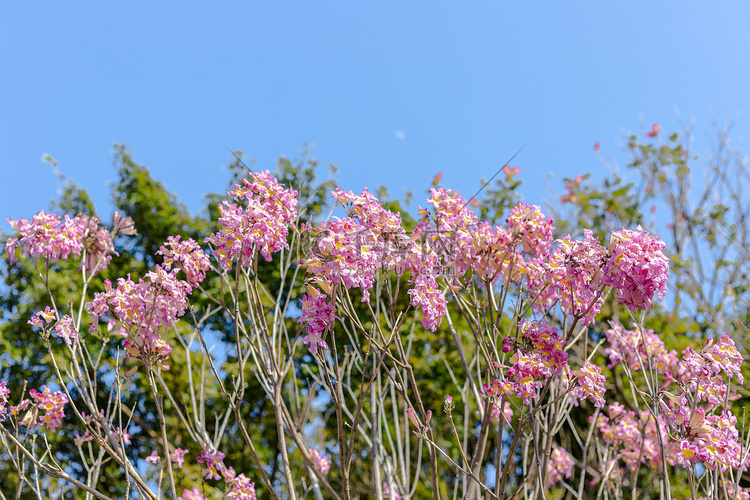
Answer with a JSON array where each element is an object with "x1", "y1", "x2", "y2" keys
[
  {"x1": 571, "y1": 361, "x2": 607, "y2": 408},
  {"x1": 146, "y1": 451, "x2": 160, "y2": 464},
  {"x1": 407, "y1": 274, "x2": 447, "y2": 331},
  {"x1": 74, "y1": 431, "x2": 93, "y2": 447},
  {"x1": 506, "y1": 202, "x2": 555, "y2": 257},
  {"x1": 406, "y1": 407, "x2": 432, "y2": 434},
  {"x1": 546, "y1": 444, "x2": 574, "y2": 487},
  {"x1": 86, "y1": 266, "x2": 190, "y2": 372},
  {"x1": 177, "y1": 489, "x2": 206, "y2": 500},
  {"x1": 0, "y1": 381, "x2": 10, "y2": 423},
  {"x1": 196, "y1": 447, "x2": 225, "y2": 480},
  {"x1": 309, "y1": 448, "x2": 331, "y2": 475},
  {"x1": 298, "y1": 288, "x2": 336, "y2": 354},
  {"x1": 226, "y1": 473, "x2": 257, "y2": 500},
  {"x1": 504, "y1": 320, "x2": 568, "y2": 404},
  {"x1": 29, "y1": 386, "x2": 68, "y2": 431},
  {"x1": 6, "y1": 211, "x2": 83, "y2": 265},
  {"x1": 605, "y1": 321, "x2": 678, "y2": 373},
  {"x1": 701, "y1": 333, "x2": 744, "y2": 384},
  {"x1": 206, "y1": 170, "x2": 298, "y2": 268},
  {"x1": 479, "y1": 399, "x2": 513, "y2": 426},
  {"x1": 114, "y1": 427, "x2": 132, "y2": 446},
  {"x1": 537, "y1": 230, "x2": 607, "y2": 325},
  {"x1": 602, "y1": 226, "x2": 669, "y2": 310},
  {"x1": 53, "y1": 315, "x2": 79, "y2": 347},
  {"x1": 28, "y1": 306, "x2": 56, "y2": 328},
  {"x1": 469, "y1": 222, "x2": 514, "y2": 283},
  {"x1": 170, "y1": 448, "x2": 188, "y2": 468},
  {"x1": 6, "y1": 212, "x2": 132, "y2": 275},
  {"x1": 157, "y1": 235, "x2": 211, "y2": 288}
]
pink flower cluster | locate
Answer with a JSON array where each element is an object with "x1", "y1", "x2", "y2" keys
[
  {"x1": 196, "y1": 447, "x2": 225, "y2": 480},
  {"x1": 303, "y1": 218, "x2": 382, "y2": 302},
  {"x1": 504, "y1": 320, "x2": 568, "y2": 404},
  {"x1": 6, "y1": 211, "x2": 134, "y2": 276},
  {"x1": 546, "y1": 444, "x2": 574, "y2": 487},
  {"x1": 309, "y1": 448, "x2": 331, "y2": 475},
  {"x1": 224, "y1": 468, "x2": 257, "y2": 500},
  {"x1": 605, "y1": 321, "x2": 678, "y2": 373},
  {"x1": 30, "y1": 386, "x2": 69, "y2": 431},
  {"x1": 506, "y1": 202, "x2": 555, "y2": 258},
  {"x1": 658, "y1": 334, "x2": 746, "y2": 472},
  {"x1": 298, "y1": 289, "x2": 336, "y2": 355},
  {"x1": 28, "y1": 307, "x2": 80, "y2": 347},
  {"x1": 170, "y1": 447, "x2": 188, "y2": 468},
  {"x1": 407, "y1": 274, "x2": 448, "y2": 331},
  {"x1": 206, "y1": 170, "x2": 298, "y2": 268},
  {"x1": 157, "y1": 235, "x2": 211, "y2": 288},
  {"x1": 86, "y1": 267, "x2": 191, "y2": 372},
  {"x1": 422, "y1": 187, "x2": 478, "y2": 274},
  {"x1": 52, "y1": 315, "x2": 79, "y2": 347},
  {"x1": 570, "y1": 361, "x2": 607, "y2": 408},
  {"x1": 468, "y1": 222, "x2": 514, "y2": 282},
  {"x1": 595, "y1": 403, "x2": 670, "y2": 473},
  {"x1": 602, "y1": 226, "x2": 669, "y2": 310},
  {"x1": 0, "y1": 381, "x2": 10, "y2": 423},
  {"x1": 541, "y1": 230, "x2": 607, "y2": 325},
  {"x1": 177, "y1": 489, "x2": 206, "y2": 500},
  {"x1": 667, "y1": 404, "x2": 745, "y2": 472},
  {"x1": 191, "y1": 447, "x2": 257, "y2": 499},
  {"x1": 481, "y1": 399, "x2": 513, "y2": 426}
]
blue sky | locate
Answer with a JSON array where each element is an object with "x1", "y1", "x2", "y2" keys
[{"x1": 2, "y1": 2, "x2": 749, "y2": 227}]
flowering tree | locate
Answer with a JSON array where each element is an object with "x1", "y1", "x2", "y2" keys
[{"x1": 0, "y1": 138, "x2": 748, "y2": 500}]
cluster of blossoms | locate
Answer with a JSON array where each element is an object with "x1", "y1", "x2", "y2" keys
[
  {"x1": 539, "y1": 230, "x2": 607, "y2": 325},
  {"x1": 86, "y1": 267, "x2": 191, "y2": 373},
  {"x1": 502, "y1": 320, "x2": 568, "y2": 404},
  {"x1": 224, "y1": 468, "x2": 257, "y2": 500},
  {"x1": 192, "y1": 447, "x2": 257, "y2": 499},
  {"x1": 546, "y1": 444, "x2": 574, "y2": 487},
  {"x1": 477, "y1": 398, "x2": 513, "y2": 426},
  {"x1": 28, "y1": 307, "x2": 80, "y2": 347},
  {"x1": 145, "y1": 448, "x2": 189, "y2": 468},
  {"x1": 177, "y1": 489, "x2": 206, "y2": 500},
  {"x1": 601, "y1": 226, "x2": 669, "y2": 310},
  {"x1": 594, "y1": 403, "x2": 671, "y2": 473},
  {"x1": 301, "y1": 187, "x2": 451, "y2": 341},
  {"x1": 157, "y1": 235, "x2": 211, "y2": 288},
  {"x1": 596, "y1": 331, "x2": 747, "y2": 481},
  {"x1": 2, "y1": 386, "x2": 70, "y2": 432},
  {"x1": 298, "y1": 287, "x2": 336, "y2": 354},
  {"x1": 407, "y1": 274, "x2": 448, "y2": 331},
  {"x1": 206, "y1": 170, "x2": 298, "y2": 268},
  {"x1": 420, "y1": 187, "x2": 478, "y2": 275},
  {"x1": 570, "y1": 361, "x2": 607, "y2": 408},
  {"x1": 309, "y1": 448, "x2": 331, "y2": 475},
  {"x1": 506, "y1": 202, "x2": 555, "y2": 258},
  {"x1": 303, "y1": 218, "x2": 382, "y2": 302},
  {"x1": 298, "y1": 186, "x2": 670, "y2": 356},
  {"x1": 6, "y1": 211, "x2": 135, "y2": 276},
  {"x1": 605, "y1": 321, "x2": 678, "y2": 373},
  {"x1": 30, "y1": 386, "x2": 69, "y2": 431},
  {"x1": 657, "y1": 334, "x2": 746, "y2": 472},
  {"x1": 0, "y1": 381, "x2": 10, "y2": 423},
  {"x1": 196, "y1": 447, "x2": 226, "y2": 480},
  {"x1": 468, "y1": 221, "x2": 514, "y2": 282}
]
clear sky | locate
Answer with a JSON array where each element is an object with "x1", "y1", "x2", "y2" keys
[{"x1": 2, "y1": 2, "x2": 749, "y2": 227}]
